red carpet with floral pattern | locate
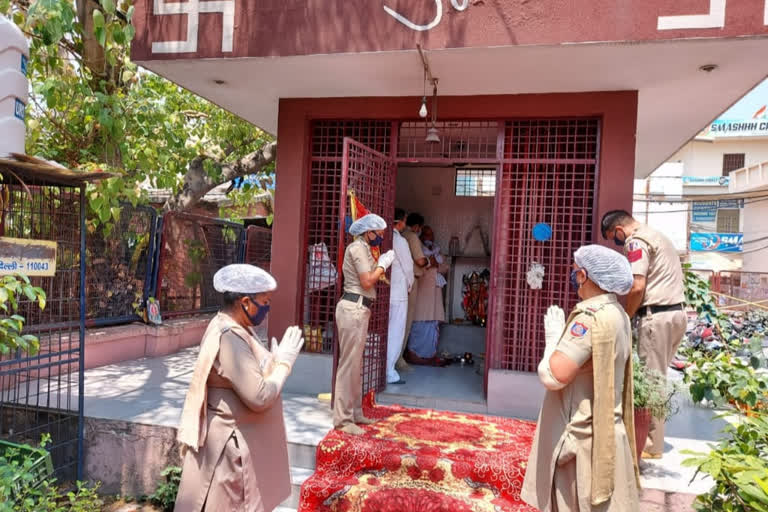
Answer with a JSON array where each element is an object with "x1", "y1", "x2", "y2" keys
[{"x1": 299, "y1": 393, "x2": 539, "y2": 512}]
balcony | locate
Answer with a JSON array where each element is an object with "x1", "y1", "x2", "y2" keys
[{"x1": 729, "y1": 161, "x2": 768, "y2": 193}]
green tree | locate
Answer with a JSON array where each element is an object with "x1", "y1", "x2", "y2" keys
[{"x1": 2, "y1": 0, "x2": 275, "y2": 227}]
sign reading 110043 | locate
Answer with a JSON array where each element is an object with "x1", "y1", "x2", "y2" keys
[{"x1": 0, "y1": 237, "x2": 58, "y2": 276}]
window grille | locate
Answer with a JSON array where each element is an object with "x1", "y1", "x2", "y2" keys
[
  {"x1": 722, "y1": 153, "x2": 745, "y2": 176},
  {"x1": 455, "y1": 168, "x2": 497, "y2": 196},
  {"x1": 716, "y1": 209, "x2": 740, "y2": 233}
]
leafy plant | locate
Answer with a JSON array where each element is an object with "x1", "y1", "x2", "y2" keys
[
  {"x1": 683, "y1": 411, "x2": 768, "y2": 512},
  {"x1": 0, "y1": 434, "x2": 102, "y2": 511},
  {"x1": 633, "y1": 352, "x2": 679, "y2": 420},
  {"x1": 0, "y1": 274, "x2": 46, "y2": 356},
  {"x1": 149, "y1": 465, "x2": 182, "y2": 512},
  {"x1": 683, "y1": 264, "x2": 721, "y2": 320},
  {"x1": 685, "y1": 350, "x2": 768, "y2": 410}
]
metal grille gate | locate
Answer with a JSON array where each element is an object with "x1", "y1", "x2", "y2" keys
[
  {"x1": 0, "y1": 179, "x2": 85, "y2": 481},
  {"x1": 156, "y1": 212, "x2": 245, "y2": 318},
  {"x1": 303, "y1": 121, "x2": 392, "y2": 355},
  {"x1": 488, "y1": 119, "x2": 600, "y2": 373},
  {"x1": 333, "y1": 138, "x2": 396, "y2": 396},
  {"x1": 86, "y1": 204, "x2": 158, "y2": 326},
  {"x1": 245, "y1": 226, "x2": 272, "y2": 271}
]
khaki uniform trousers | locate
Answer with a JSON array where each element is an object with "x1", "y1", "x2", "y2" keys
[
  {"x1": 636, "y1": 309, "x2": 687, "y2": 455},
  {"x1": 333, "y1": 298, "x2": 371, "y2": 428}
]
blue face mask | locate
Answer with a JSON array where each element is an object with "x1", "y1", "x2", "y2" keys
[
  {"x1": 243, "y1": 300, "x2": 270, "y2": 326},
  {"x1": 570, "y1": 269, "x2": 583, "y2": 292},
  {"x1": 613, "y1": 229, "x2": 626, "y2": 247},
  {"x1": 369, "y1": 234, "x2": 383, "y2": 247}
]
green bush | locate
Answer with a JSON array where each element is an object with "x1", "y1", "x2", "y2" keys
[
  {"x1": 0, "y1": 435, "x2": 102, "y2": 512},
  {"x1": 149, "y1": 465, "x2": 182, "y2": 512},
  {"x1": 683, "y1": 412, "x2": 768, "y2": 512},
  {"x1": 684, "y1": 351, "x2": 768, "y2": 410}
]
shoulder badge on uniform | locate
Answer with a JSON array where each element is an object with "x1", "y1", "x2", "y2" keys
[
  {"x1": 627, "y1": 241, "x2": 643, "y2": 263},
  {"x1": 570, "y1": 322, "x2": 589, "y2": 337}
]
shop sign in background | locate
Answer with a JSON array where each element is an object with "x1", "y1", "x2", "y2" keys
[{"x1": 689, "y1": 233, "x2": 743, "y2": 253}]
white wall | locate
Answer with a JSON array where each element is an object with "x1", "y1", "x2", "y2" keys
[
  {"x1": 633, "y1": 163, "x2": 688, "y2": 252},
  {"x1": 742, "y1": 200, "x2": 768, "y2": 273},
  {"x1": 396, "y1": 166, "x2": 495, "y2": 320},
  {"x1": 669, "y1": 138, "x2": 768, "y2": 177}
]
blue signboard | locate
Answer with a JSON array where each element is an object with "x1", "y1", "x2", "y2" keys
[
  {"x1": 717, "y1": 199, "x2": 744, "y2": 209},
  {"x1": 682, "y1": 176, "x2": 730, "y2": 187},
  {"x1": 689, "y1": 233, "x2": 743, "y2": 253},
  {"x1": 692, "y1": 201, "x2": 717, "y2": 222}
]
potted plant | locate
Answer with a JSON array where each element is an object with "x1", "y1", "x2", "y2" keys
[{"x1": 632, "y1": 353, "x2": 678, "y2": 460}]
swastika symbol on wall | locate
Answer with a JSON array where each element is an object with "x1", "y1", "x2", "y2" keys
[{"x1": 151, "y1": 0, "x2": 235, "y2": 54}]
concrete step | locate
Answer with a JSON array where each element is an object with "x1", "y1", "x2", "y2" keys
[
  {"x1": 378, "y1": 391, "x2": 489, "y2": 416},
  {"x1": 280, "y1": 466, "x2": 314, "y2": 509},
  {"x1": 283, "y1": 392, "x2": 331, "y2": 470},
  {"x1": 287, "y1": 438, "x2": 317, "y2": 470}
]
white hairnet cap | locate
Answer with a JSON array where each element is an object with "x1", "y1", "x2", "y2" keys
[
  {"x1": 213, "y1": 264, "x2": 277, "y2": 294},
  {"x1": 349, "y1": 213, "x2": 387, "y2": 236},
  {"x1": 574, "y1": 245, "x2": 633, "y2": 295}
]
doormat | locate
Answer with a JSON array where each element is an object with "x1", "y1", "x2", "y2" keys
[{"x1": 299, "y1": 392, "x2": 538, "y2": 511}]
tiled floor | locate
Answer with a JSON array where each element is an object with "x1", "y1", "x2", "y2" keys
[{"x1": 384, "y1": 363, "x2": 484, "y2": 401}]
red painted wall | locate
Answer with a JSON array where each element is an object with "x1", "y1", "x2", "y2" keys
[
  {"x1": 132, "y1": 0, "x2": 768, "y2": 61},
  {"x1": 268, "y1": 92, "x2": 638, "y2": 339}
]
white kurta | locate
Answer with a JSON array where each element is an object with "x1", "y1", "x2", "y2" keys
[
  {"x1": 390, "y1": 229, "x2": 414, "y2": 301},
  {"x1": 387, "y1": 229, "x2": 414, "y2": 382}
]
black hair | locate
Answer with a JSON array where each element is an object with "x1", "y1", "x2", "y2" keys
[
  {"x1": 394, "y1": 208, "x2": 406, "y2": 222},
  {"x1": 600, "y1": 210, "x2": 634, "y2": 239},
  {"x1": 222, "y1": 292, "x2": 248, "y2": 307},
  {"x1": 406, "y1": 212, "x2": 425, "y2": 227}
]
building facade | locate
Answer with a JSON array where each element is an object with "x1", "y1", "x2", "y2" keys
[
  {"x1": 634, "y1": 92, "x2": 768, "y2": 272},
  {"x1": 131, "y1": 0, "x2": 768, "y2": 411}
]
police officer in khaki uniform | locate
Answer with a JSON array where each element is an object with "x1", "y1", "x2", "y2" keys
[
  {"x1": 334, "y1": 213, "x2": 395, "y2": 435},
  {"x1": 522, "y1": 245, "x2": 640, "y2": 512},
  {"x1": 601, "y1": 210, "x2": 687, "y2": 459}
]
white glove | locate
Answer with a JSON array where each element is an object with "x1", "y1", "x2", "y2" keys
[
  {"x1": 272, "y1": 326, "x2": 305, "y2": 369},
  {"x1": 543, "y1": 305, "x2": 566, "y2": 350},
  {"x1": 538, "y1": 305, "x2": 567, "y2": 391},
  {"x1": 377, "y1": 250, "x2": 395, "y2": 270}
]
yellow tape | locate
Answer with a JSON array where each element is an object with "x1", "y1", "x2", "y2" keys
[{"x1": 708, "y1": 291, "x2": 768, "y2": 312}]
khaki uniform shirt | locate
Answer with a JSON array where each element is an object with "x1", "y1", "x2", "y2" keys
[
  {"x1": 342, "y1": 238, "x2": 376, "y2": 300},
  {"x1": 522, "y1": 294, "x2": 639, "y2": 512},
  {"x1": 624, "y1": 225, "x2": 685, "y2": 307},
  {"x1": 174, "y1": 314, "x2": 291, "y2": 512},
  {"x1": 403, "y1": 228, "x2": 426, "y2": 278}
]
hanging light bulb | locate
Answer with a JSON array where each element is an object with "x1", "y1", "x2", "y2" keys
[
  {"x1": 419, "y1": 97, "x2": 428, "y2": 118},
  {"x1": 419, "y1": 67, "x2": 428, "y2": 118}
]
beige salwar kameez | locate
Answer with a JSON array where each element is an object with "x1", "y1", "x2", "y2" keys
[
  {"x1": 521, "y1": 294, "x2": 640, "y2": 512},
  {"x1": 413, "y1": 266, "x2": 445, "y2": 323},
  {"x1": 174, "y1": 313, "x2": 291, "y2": 512}
]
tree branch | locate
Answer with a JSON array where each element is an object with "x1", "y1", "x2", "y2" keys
[{"x1": 163, "y1": 140, "x2": 277, "y2": 212}]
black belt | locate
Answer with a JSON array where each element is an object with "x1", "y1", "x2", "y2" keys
[
  {"x1": 342, "y1": 293, "x2": 373, "y2": 309},
  {"x1": 640, "y1": 303, "x2": 684, "y2": 316}
]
